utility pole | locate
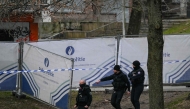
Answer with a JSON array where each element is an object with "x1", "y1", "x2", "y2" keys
[
  {"x1": 180, "y1": 0, "x2": 187, "y2": 17},
  {"x1": 122, "y1": 0, "x2": 126, "y2": 37}
]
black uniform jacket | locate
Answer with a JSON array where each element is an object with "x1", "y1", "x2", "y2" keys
[
  {"x1": 100, "y1": 71, "x2": 130, "y2": 92},
  {"x1": 128, "y1": 67, "x2": 145, "y2": 86},
  {"x1": 76, "y1": 85, "x2": 92, "y2": 106}
]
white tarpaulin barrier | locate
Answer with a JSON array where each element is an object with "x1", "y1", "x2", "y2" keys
[
  {"x1": 0, "y1": 43, "x2": 18, "y2": 90},
  {"x1": 164, "y1": 35, "x2": 190, "y2": 83},
  {"x1": 29, "y1": 38, "x2": 116, "y2": 87},
  {"x1": 119, "y1": 37, "x2": 149, "y2": 84},
  {"x1": 22, "y1": 44, "x2": 73, "y2": 109},
  {"x1": 119, "y1": 35, "x2": 190, "y2": 84}
]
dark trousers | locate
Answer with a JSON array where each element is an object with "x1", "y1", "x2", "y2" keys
[
  {"x1": 131, "y1": 84, "x2": 144, "y2": 109},
  {"x1": 77, "y1": 106, "x2": 88, "y2": 109},
  {"x1": 111, "y1": 90, "x2": 125, "y2": 109}
]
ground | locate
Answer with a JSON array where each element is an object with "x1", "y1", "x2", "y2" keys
[
  {"x1": 75, "y1": 91, "x2": 190, "y2": 109},
  {"x1": 0, "y1": 90, "x2": 190, "y2": 109}
]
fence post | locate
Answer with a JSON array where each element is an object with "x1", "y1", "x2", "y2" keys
[
  {"x1": 115, "y1": 36, "x2": 121, "y2": 65},
  {"x1": 13, "y1": 42, "x2": 26, "y2": 99},
  {"x1": 68, "y1": 58, "x2": 74, "y2": 109}
]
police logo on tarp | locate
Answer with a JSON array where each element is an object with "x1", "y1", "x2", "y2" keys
[{"x1": 66, "y1": 46, "x2": 75, "y2": 55}]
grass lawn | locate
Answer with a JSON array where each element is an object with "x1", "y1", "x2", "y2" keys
[
  {"x1": 0, "y1": 91, "x2": 56, "y2": 109},
  {"x1": 165, "y1": 92, "x2": 190, "y2": 109},
  {"x1": 0, "y1": 90, "x2": 103, "y2": 109},
  {"x1": 163, "y1": 20, "x2": 190, "y2": 34}
]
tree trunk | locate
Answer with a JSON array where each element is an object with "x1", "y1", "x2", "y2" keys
[
  {"x1": 147, "y1": 0, "x2": 164, "y2": 109},
  {"x1": 127, "y1": 0, "x2": 142, "y2": 35}
]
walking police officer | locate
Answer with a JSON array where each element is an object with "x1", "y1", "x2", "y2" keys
[
  {"x1": 128, "y1": 60, "x2": 145, "y2": 109},
  {"x1": 74, "y1": 80, "x2": 92, "y2": 109},
  {"x1": 96, "y1": 65, "x2": 130, "y2": 109}
]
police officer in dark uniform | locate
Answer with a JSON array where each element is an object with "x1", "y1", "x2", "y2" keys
[
  {"x1": 96, "y1": 65, "x2": 130, "y2": 109},
  {"x1": 74, "y1": 80, "x2": 92, "y2": 109},
  {"x1": 128, "y1": 60, "x2": 145, "y2": 109}
]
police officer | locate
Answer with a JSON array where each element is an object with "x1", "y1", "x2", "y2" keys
[
  {"x1": 128, "y1": 60, "x2": 145, "y2": 109},
  {"x1": 74, "y1": 80, "x2": 92, "y2": 109},
  {"x1": 96, "y1": 65, "x2": 130, "y2": 109}
]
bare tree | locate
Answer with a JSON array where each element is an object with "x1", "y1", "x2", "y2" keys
[
  {"x1": 0, "y1": 0, "x2": 74, "y2": 21},
  {"x1": 147, "y1": 0, "x2": 164, "y2": 109},
  {"x1": 0, "y1": 0, "x2": 127, "y2": 22},
  {"x1": 127, "y1": 0, "x2": 142, "y2": 35},
  {"x1": 0, "y1": 0, "x2": 73, "y2": 40},
  {"x1": 0, "y1": 0, "x2": 130, "y2": 39}
]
